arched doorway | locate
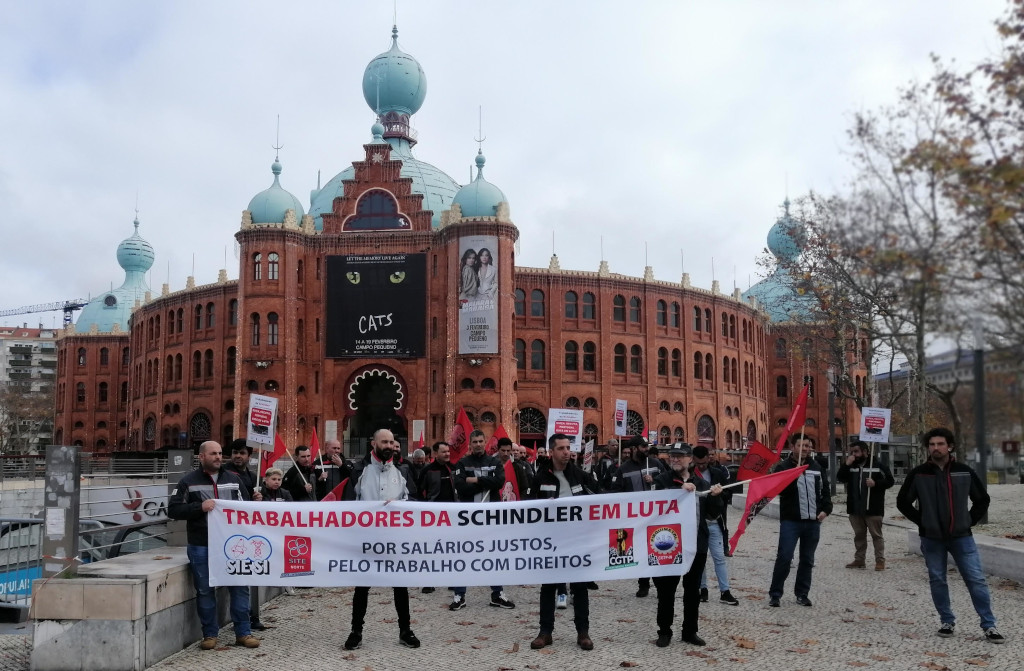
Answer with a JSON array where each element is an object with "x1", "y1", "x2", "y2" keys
[{"x1": 345, "y1": 368, "x2": 406, "y2": 459}]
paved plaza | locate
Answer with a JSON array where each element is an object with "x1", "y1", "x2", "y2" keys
[{"x1": 4, "y1": 508, "x2": 1021, "y2": 671}]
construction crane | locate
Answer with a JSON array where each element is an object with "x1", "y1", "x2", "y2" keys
[{"x1": 0, "y1": 299, "x2": 89, "y2": 326}]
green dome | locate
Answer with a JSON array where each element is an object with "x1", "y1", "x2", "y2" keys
[
  {"x1": 362, "y1": 26, "x2": 426, "y2": 115},
  {"x1": 248, "y1": 158, "x2": 305, "y2": 224},
  {"x1": 452, "y1": 152, "x2": 507, "y2": 218},
  {"x1": 116, "y1": 217, "x2": 155, "y2": 273}
]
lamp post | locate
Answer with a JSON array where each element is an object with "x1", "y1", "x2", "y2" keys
[{"x1": 973, "y1": 323, "x2": 988, "y2": 523}]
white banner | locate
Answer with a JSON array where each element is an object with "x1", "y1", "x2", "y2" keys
[
  {"x1": 614, "y1": 399, "x2": 628, "y2": 437},
  {"x1": 208, "y1": 490, "x2": 696, "y2": 587},
  {"x1": 547, "y1": 407, "x2": 584, "y2": 452}
]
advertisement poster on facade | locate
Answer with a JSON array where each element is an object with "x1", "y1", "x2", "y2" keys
[
  {"x1": 325, "y1": 254, "x2": 426, "y2": 358},
  {"x1": 858, "y1": 407, "x2": 892, "y2": 443},
  {"x1": 457, "y1": 235, "x2": 498, "y2": 354},
  {"x1": 614, "y1": 399, "x2": 628, "y2": 437},
  {"x1": 246, "y1": 394, "x2": 278, "y2": 449},
  {"x1": 547, "y1": 408, "x2": 584, "y2": 452}
]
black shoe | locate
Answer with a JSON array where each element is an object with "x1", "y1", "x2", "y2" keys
[
  {"x1": 343, "y1": 631, "x2": 362, "y2": 650},
  {"x1": 984, "y1": 627, "x2": 1005, "y2": 644},
  {"x1": 489, "y1": 591, "x2": 516, "y2": 609},
  {"x1": 421, "y1": 586, "x2": 435, "y2": 594},
  {"x1": 681, "y1": 633, "x2": 706, "y2": 646},
  {"x1": 720, "y1": 590, "x2": 739, "y2": 606},
  {"x1": 700, "y1": 587, "x2": 708, "y2": 603},
  {"x1": 937, "y1": 622, "x2": 955, "y2": 638},
  {"x1": 636, "y1": 587, "x2": 649, "y2": 598},
  {"x1": 656, "y1": 633, "x2": 672, "y2": 648},
  {"x1": 449, "y1": 594, "x2": 467, "y2": 611},
  {"x1": 795, "y1": 595, "x2": 813, "y2": 607},
  {"x1": 399, "y1": 630, "x2": 420, "y2": 648},
  {"x1": 586, "y1": 581, "x2": 599, "y2": 590},
  {"x1": 768, "y1": 597, "x2": 780, "y2": 607},
  {"x1": 250, "y1": 620, "x2": 267, "y2": 631}
]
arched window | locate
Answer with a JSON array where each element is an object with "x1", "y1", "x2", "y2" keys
[
  {"x1": 99, "y1": 347, "x2": 109, "y2": 366},
  {"x1": 629, "y1": 297, "x2": 641, "y2": 323},
  {"x1": 98, "y1": 382, "x2": 108, "y2": 403},
  {"x1": 660, "y1": 426, "x2": 671, "y2": 443},
  {"x1": 693, "y1": 306, "x2": 702, "y2": 331},
  {"x1": 564, "y1": 341, "x2": 578, "y2": 371},
  {"x1": 729, "y1": 314, "x2": 736, "y2": 339},
  {"x1": 165, "y1": 355, "x2": 173, "y2": 383},
  {"x1": 582, "y1": 292, "x2": 596, "y2": 319},
  {"x1": 614, "y1": 344, "x2": 626, "y2": 373},
  {"x1": 77, "y1": 348, "x2": 87, "y2": 366},
  {"x1": 229, "y1": 299, "x2": 238, "y2": 326},
  {"x1": 584, "y1": 423, "x2": 599, "y2": 442},
  {"x1": 670, "y1": 302, "x2": 680, "y2": 327},
  {"x1": 673, "y1": 401, "x2": 684, "y2": 412},
  {"x1": 267, "y1": 312, "x2": 279, "y2": 346},
  {"x1": 206, "y1": 302, "x2": 215, "y2": 328},
  {"x1": 514, "y1": 289, "x2": 526, "y2": 316},
  {"x1": 174, "y1": 353, "x2": 182, "y2": 381},
  {"x1": 530, "y1": 339, "x2": 545, "y2": 369},
  {"x1": 190, "y1": 412, "x2": 212, "y2": 442},
  {"x1": 731, "y1": 358, "x2": 739, "y2": 385},
  {"x1": 671, "y1": 349, "x2": 681, "y2": 377},
  {"x1": 629, "y1": 344, "x2": 642, "y2": 373},
  {"x1": 722, "y1": 312, "x2": 729, "y2": 337},
  {"x1": 565, "y1": 396, "x2": 580, "y2": 408},
  {"x1": 461, "y1": 378, "x2": 475, "y2": 389},
  {"x1": 613, "y1": 295, "x2": 626, "y2": 322},
  {"x1": 176, "y1": 308, "x2": 183, "y2": 333},
  {"x1": 693, "y1": 352, "x2": 703, "y2": 379},
  {"x1": 481, "y1": 378, "x2": 496, "y2": 389},
  {"x1": 583, "y1": 341, "x2": 596, "y2": 371},
  {"x1": 76, "y1": 382, "x2": 85, "y2": 404},
  {"x1": 626, "y1": 410, "x2": 645, "y2": 437},
  {"x1": 519, "y1": 407, "x2": 546, "y2": 435},
  {"x1": 192, "y1": 351, "x2": 202, "y2": 379},
  {"x1": 530, "y1": 289, "x2": 545, "y2": 317},
  {"x1": 697, "y1": 414, "x2": 716, "y2": 442},
  {"x1": 704, "y1": 308, "x2": 712, "y2": 332},
  {"x1": 723, "y1": 356, "x2": 730, "y2": 383},
  {"x1": 204, "y1": 349, "x2": 214, "y2": 378},
  {"x1": 227, "y1": 346, "x2": 236, "y2": 377},
  {"x1": 657, "y1": 347, "x2": 668, "y2": 376},
  {"x1": 659, "y1": 400, "x2": 670, "y2": 411},
  {"x1": 251, "y1": 313, "x2": 260, "y2": 346},
  {"x1": 776, "y1": 375, "x2": 788, "y2": 398},
  {"x1": 252, "y1": 252, "x2": 262, "y2": 280},
  {"x1": 564, "y1": 291, "x2": 578, "y2": 319},
  {"x1": 656, "y1": 300, "x2": 667, "y2": 326},
  {"x1": 122, "y1": 347, "x2": 130, "y2": 367},
  {"x1": 515, "y1": 339, "x2": 526, "y2": 369},
  {"x1": 674, "y1": 427, "x2": 685, "y2": 441},
  {"x1": 705, "y1": 353, "x2": 713, "y2": 380},
  {"x1": 584, "y1": 397, "x2": 598, "y2": 408},
  {"x1": 167, "y1": 310, "x2": 175, "y2": 334},
  {"x1": 268, "y1": 252, "x2": 280, "y2": 280},
  {"x1": 194, "y1": 305, "x2": 203, "y2": 331}
]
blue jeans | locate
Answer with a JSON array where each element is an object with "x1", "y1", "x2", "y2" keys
[
  {"x1": 700, "y1": 521, "x2": 730, "y2": 592},
  {"x1": 920, "y1": 536, "x2": 996, "y2": 630},
  {"x1": 186, "y1": 545, "x2": 251, "y2": 638},
  {"x1": 769, "y1": 519, "x2": 820, "y2": 599}
]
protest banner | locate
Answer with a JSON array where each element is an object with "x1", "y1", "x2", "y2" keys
[{"x1": 208, "y1": 490, "x2": 696, "y2": 588}]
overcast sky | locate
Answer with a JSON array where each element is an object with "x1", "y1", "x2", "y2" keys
[{"x1": 0, "y1": 0, "x2": 1008, "y2": 328}]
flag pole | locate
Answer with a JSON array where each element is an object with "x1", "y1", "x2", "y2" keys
[{"x1": 866, "y1": 441, "x2": 876, "y2": 508}]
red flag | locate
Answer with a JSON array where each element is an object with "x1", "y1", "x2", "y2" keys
[
  {"x1": 524, "y1": 445, "x2": 537, "y2": 463},
  {"x1": 729, "y1": 465, "x2": 808, "y2": 554},
  {"x1": 320, "y1": 477, "x2": 350, "y2": 502},
  {"x1": 501, "y1": 460, "x2": 520, "y2": 501},
  {"x1": 260, "y1": 434, "x2": 289, "y2": 478},
  {"x1": 448, "y1": 407, "x2": 473, "y2": 464},
  {"x1": 774, "y1": 384, "x2": 810, "y2": 453},
  {"x1": 417, "y1": 431, "x2": 425, "y2": 450},
  {"x1": 309, "y1": 426, "x2": 321, "y2": 462},
  {"x1": 486, "y1": 425, "x2": 510, "y2": 455},
  {"x1": 737, "y1": 440, "x2": 781, "y2": 481}
]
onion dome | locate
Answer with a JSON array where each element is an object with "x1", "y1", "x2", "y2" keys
[
  {"x1": 362, "y1": 26, "x2": 427, "y2": 116},
  {"x1": 247, "y1": 157, "x2": 305, "y2": 224},
  {"x1": 76, "y1": 217, "x2": 153, "y2": 332},
  {"x1": 742, "y1": 200, "x2": 817, "y2": 323},
  {"x1": 452, "y1": 151, "x2": 507, "y2": 218}
]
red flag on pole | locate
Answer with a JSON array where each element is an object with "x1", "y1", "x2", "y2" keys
[
  {"x1": 774, "y1": 384, "x2": 810, "y2": 453},
  {"x1": 737, "y1": 440, "x2": 781, "y2": 481},
  {"x1": 729, "y1": 465, "x2": 808, "y2": 554},
  {"x1": 501, "y1": 460, "x2": 520, "y2": 501},
  {"x1": 448, "y1": 407, "x2": 473, "y2": 464},
  {"x1": 486, "y1": 425, "x2": 510, "y2": 455},
  {"x1": 309, "y1": 426, "x2": 321, "y2": 462},
  {"x1": 320, "y1": 477, "x2": 351, "y2": 502},
  {"x1": 260, "y1": 434, "x2": 290, "y2": 478}
]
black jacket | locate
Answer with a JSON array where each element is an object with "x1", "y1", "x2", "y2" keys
[
  {"x1": 313, "y1": 455, "x2": 354, "y2": 501},
  {"x1": 283, "y1": 464, "x2": 315, "y2": 502},
  {"x1": 223, "y1": 462, "x2": 257, "y2": 500},
  {"x1": 610, "y1": 456, "x2": 667, "y2": 492},
  {"x1": 772, "y1": 457, "x2": 833, "y2": 521},
  {"x1": 837, "y1": 458, "x2": 894, "y2": 517},
  {"x1": 654, "y1": 470, "x2": 720, "y2": 554},
  {"x1": 528, "y1": 462, "x2": 600, "y2": 499},
  {"x1": 258, "y1": 484, "x2": 293, "y2": 502},
  {"x1": 168, "y1": 468, "x2": 247, "y2": 546},
  {"x1": 896, "y1": 460, "x2": 989, "y2": 540},
  {"x1": 420, "y1": 460, "x2": 458, "y2": 502},
  {"x1": 454, "y1": 451, "x2": 505, "y2": 502}
]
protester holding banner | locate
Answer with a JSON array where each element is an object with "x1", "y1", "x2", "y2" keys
[
  {"x1": 529, "y1": 433, "x2": 601, "y2": 651},
  {"x1": 767, "y1": 435, "x2": 832, "y2": 608},
  {"x1": 282, "y1": 446, "x2": 315, "y2": 502},
  {"x1": 692, "y1": 445, "x2": 738, "y2": 606},
  {"x1": 451, "y1": 430, "x2": 515, "y2": 610},
  {"x1": 313, "y1": 439, "x2": 353, "y2": 501},
  {"x1": 168, "y1": 441, "x2": 260, "y2": 651},
  {"x1": 836, "y1": 440, "x2": 894, "y2": 571},
  {"x1": 344, "y1": 429, "x2": 421, "y2": 651},
  {"x1": 652, "y1": 444, "x2": 724, "y2": 647},
  {"x1": 610, "y1": 436, "x2": 667, "y2": 598}
]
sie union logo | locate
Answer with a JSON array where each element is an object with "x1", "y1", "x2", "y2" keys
[{"x1": 223, "y1": 534, "x2": 272, "y2": 576}]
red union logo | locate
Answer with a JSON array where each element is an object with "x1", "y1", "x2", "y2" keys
[{"x1": 283, "y1": 535, "x2": 313, "y2": 576}]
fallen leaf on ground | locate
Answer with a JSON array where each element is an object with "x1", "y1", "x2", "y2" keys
[
  {"x1": 455, "y1": 621, "x2": 474, "y2": 626},
  {"x1": 801, "y1": 639, "x2": 819, "y2": 645},
  {"x1": 918, "y1": 663, "x2": 950, "y2": 671},
  {"x1": 341, "y1": 653, "x2": 356, "y2": 660},
  {"x1": 617, "y1": 618, "x2": 636, "y2": 623},
  {"x1": 964, "y1": 660, "x2": 989, "y2": 666},
  {"x1": 475, "y1": 635, "x2": 489, "y2": 640},
  {"x1": 733, "y1": 637, "x2": 756, "y2": 649},
  {"x1": 685, "y1": 650, "x2": 711, "y2": 658},
  {"x1": 505, "y1": 642, "x2": 520, "y2": 653},
  {"x1": 851, "y1": 642, "x2": 872, "y2": 647},
  {"x1": 787, "y1": 648, "x2": 811, "y2": 654},
  {"x1": 862, "y1": 601, "x2": 877, "y2": 607}
]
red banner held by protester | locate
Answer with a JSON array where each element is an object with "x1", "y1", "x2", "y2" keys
[
  {"x1": 449, "y1": 407, "x2": 474, "y2": 464},
  {"x1": 729, "y1": 465, "x2": 808, "y2": 554},
  {"x1": 260, "y1": 434, "x2": 290, "y2": 478},
  {"x1": 737, "y1": 440, "x2": 781, "y2": 481},
  {"x1": 774, "y1": 384, "x2": 810, "y2": 453}
]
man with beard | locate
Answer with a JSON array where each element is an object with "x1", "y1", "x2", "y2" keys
[
  {"x1": 896, "y1": 428, "x2": 1003, "y2": 643},
  {"x1": 529, "y1": 433, "x2": 601, "y2": 651},
  {"x1": 610, "y1": 436, "x2": 667, "y2": 597},
  {"x1": 282, "y1": 445, "x2": 315, "y2": 502},
  {"x1": 313, "y1": 438, "x2": 353, "y2": 501},
  {"x1": 451, "y1": 430, "x2": 514, "y2": 610},
  {"x1": 652, "y1": 444, "x2": 724, "y2": 647},
  {"x1": 837, "y1": 440, "x2": 894, "y2": 571},
  {"x1": 222, "y1": 440, "x2": 266, "y2": 630},
  {"x1": 343, "y1": 429, "x2": 421, "y2": 651}
]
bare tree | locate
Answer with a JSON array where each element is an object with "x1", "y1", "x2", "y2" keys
[{"x1": 0, "y1": 381, "x2": 54, "y2": 454}]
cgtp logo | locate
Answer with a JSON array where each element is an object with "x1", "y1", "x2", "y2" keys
[
  {"x1": 222, "y1": 535, "x2": 272, "y2": 576},
  {"x1": 282, "y1": 535, "x2": 314, "y2": 578},
  {"x1": 606, "y1": 528, "x2": 638, "y2": 570}
]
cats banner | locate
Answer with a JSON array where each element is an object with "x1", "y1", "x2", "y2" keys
[{"x1": 208, "y1": 490, "x2": 696, "y2": 587}]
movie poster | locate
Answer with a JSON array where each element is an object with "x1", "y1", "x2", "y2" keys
[
  {"x1": 325, "y1": 254, "x2": 426, "y2": 358},
  {"x1": 457, "y1": 235, "x2": 498, "y2": 354}
]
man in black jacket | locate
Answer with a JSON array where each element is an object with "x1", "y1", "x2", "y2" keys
[
  {"x1": 313, "y1": 439, "x2": 353, "y2": 501},
  {"x1": 282, "y1": 445, "x2": 315, "y2": 501},
  {"x1": 692, "y1": 445, "x2": 737, "y2": 605},
  {"x1": 896, "y1": 428, "x2": 1004, "y2": 643},
  {"x1": 767, "y1": 435, "x2": 832, "y2": 608},
  {"x1": 837, "y1": 440, "x2": 894, "y2": 571},
  {"x1": 652, "y1": 444, "x2": 725, "y2": 647},
  {"x1": 421, "y1": 442, "x2": 458, "y2": 502},
  {"x1": 610, "y1": 437, "x2": 667, "y2": 597},
  {"x1": 168, "y1": 441, "x2": 260, "y2": 650},
  {"x1": 528, "y1": 433, "x2": 600, "y2": 652},
  {"x1": 223, "y1": 439, "x2": 259, "y2": 500}
]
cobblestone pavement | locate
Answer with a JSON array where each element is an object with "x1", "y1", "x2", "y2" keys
[{"x1": 3, "y1": 507, "x2": 1022, "y2": 671}]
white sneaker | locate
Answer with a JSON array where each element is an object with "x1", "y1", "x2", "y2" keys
[
  {"x1": 284, "y1": 587, "x2": 296, "y2": 595},
  {"x1": 556, "y1": 593, "x2": 568, "y2": 609}
]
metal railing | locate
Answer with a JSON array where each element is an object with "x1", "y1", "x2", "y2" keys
[{"x1": 0, "y1": 518, "x2": 43, "y2": 610}]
